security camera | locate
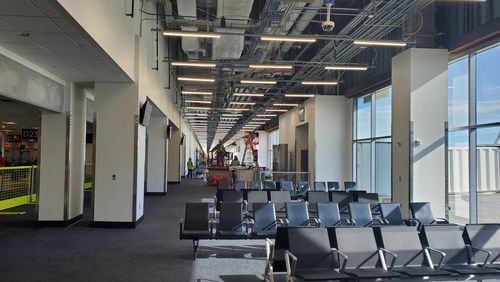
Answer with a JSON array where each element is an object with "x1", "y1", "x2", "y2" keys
[
  {"x1": 321, "y1": 1, "x2": 335, "y2": 32},
  {"x1": 321, "y1": 20, "x2": 335, "y2": 32}
]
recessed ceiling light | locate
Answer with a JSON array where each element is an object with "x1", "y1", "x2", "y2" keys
[
  {"x1": 353, "y1": 40, "x2": 407, "y2": 47},
  {"x1": 163, "y1": 31, "x2": 221, "y2": 38},
  {"x1": 172, "y1": 61, "x2": 216, "y2": 67},
  {"x1": 178, "y1": 77, "x2": 215, "y2": 83},
  {"x1": 301, "y1": 81, "x2": 338, "y2": 85}
]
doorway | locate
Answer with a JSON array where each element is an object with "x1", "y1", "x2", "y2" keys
[{"x1": 295, "y1": 123, "x2": 309, "y2": 175}]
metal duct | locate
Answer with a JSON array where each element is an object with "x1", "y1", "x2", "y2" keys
[
  {"x1": 280, "y1": 0, "x2": 323, "y2": 56},
  {"x1": 174, "y1": 0, "x2": 201, "y2": 58},
  {"x1": 212, "y1": 0, "x2": 254, "y2": 59}
]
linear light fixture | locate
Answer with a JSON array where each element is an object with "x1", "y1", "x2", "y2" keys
[
  {"x1": 163, "y1": 30, "x2": 221, "y2": 38},
  {"x1": 233, "y1": 93, "x2": 265, "y2": 97},
  {"x1": 325, "y1": 65, "x2": 368, "y2": 71},
  {"x1": 186, "y1": 100, "x2": 211, "y2": 104},
  {"x1": 229, "y1": 102, "x2": 256, "y2": 105},
  {"x1": 285, "y1": 94, "x2": 315, "y2": 98},
  {"x1": 240, "y1": 80, "x2": 276, "y2": 85},
  {"x1": 265, "y1": 109, "x2": 288, "y2": 112},
  {"x1": 257, "y1": 114, "x2": 277, "y2": 117},
  {"x1": 2, "y1": 121, "x2": 17, "y2": 125},
  {"x1": 249, "y1": 64, "x2": 293, "y2": 69},
  {"x1": 182, "y1": 91, "x2": 213, "y2": 95},
  {"x1": 184, "y1": 113, "x2": 208, "y2": 116},
  {"x1": 273, "y1": 103, "x2": 299, "y2": 107},
  {"x1": 186, "y1": 106, "x2": 210, "y2": 110},
  {"x1": 172, "y1": 61, "x2": 216, "y2": 68},
  {"x1": 301, "y1": 81, "x2": 338, "y2": 85},
  {"x1": 222, "y1": 114, "x2": 242, "y2": 117},
  {"x1": 248, "y1": 122, "x2": 266, "y2": 125},
  {"x1": 225, "y1": 108, "x2": 250, "y2": 111},
  {"x1": 353, "y1": 40, "x2": 407, "y2": 47},
  {"x1": 253, "y1": 118, "x2": 271, "y2": 121},
  {"x1": 178, "y1": 77, "x2": 215, "y2": 83},
  {"x1": 261, "y1": 35, "x2": 316, "y2": 43}
]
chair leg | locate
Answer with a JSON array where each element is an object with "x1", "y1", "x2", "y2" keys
[
  {"x1": 192, "y1": 239, "x2": 199, "y2": 260},
  {"x1": 264, "y1": 264, "x2": 274, "y2": 282}
]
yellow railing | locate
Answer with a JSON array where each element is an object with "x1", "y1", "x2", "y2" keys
[{"x1": 0, "y1": 166, "x2": 37, "y2": 211}]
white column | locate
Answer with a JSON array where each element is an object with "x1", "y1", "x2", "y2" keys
[
  {"x1": 146, "y1": 117, "x2": 167, "y2": 193},
  {"x1": 38, "y1": 112, "x2": 67, "y2": 221},
  {"x1": 392, "y1": 48, "x2": 448, "y2": 217},
  {"x1": 167, "y1": 124, "x2": 182, "y2": 182},
  {"x1": 93, "y1": 82, "x2": 144, "y2": 225}
]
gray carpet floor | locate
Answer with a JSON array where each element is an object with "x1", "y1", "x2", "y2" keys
[{"x1": 0, "y1": 179, "x2": 273, "y2": 282}]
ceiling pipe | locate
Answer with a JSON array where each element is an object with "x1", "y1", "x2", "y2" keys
[{"x1": 280, "y1": 0, "x2": 323, "y2": 57}]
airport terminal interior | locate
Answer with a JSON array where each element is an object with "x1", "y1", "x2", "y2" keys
[{"x1": 0, "y1": 0, "x2": 499, "y2": 281}]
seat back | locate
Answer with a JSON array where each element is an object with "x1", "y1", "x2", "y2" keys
[
  {"x1": 357, "y1": 193, "x2": 379, "y2": 207},
  {"x1": 247, "y1": 190, "x2": 269, "y2": 204},
  {"x1": 314, "y1": 181, "x2": 327, "y2": 192},
  {"x1": 286, "y1": 202, "x2": 310, "y2": 227},
  {"x1": 263, "y1": 180, "x2": 277, "y2": 190},
  {"x1": 375, "y1": 226, "x2": 425, "y2": 267},
  {"x1": 379, "y1": 203, "x2": 405, "y2": 225},
  {"x1": 234, "y1": 180, "x2": 246, "y2": 190},
  {"x1": 250, "y1": 181, "x2": 262, "y2": 190},
  {"x1": 349, "y1": 203, "x2": 373, "y2": 227},
  {"x1": 344, "y1": 181, "x2": 357, "y2": 191},
  {"x1": 184, "y1": 202, "x2": 209, "y2": 231},
  {"x1": 253, "y1": 203, "x2": 277, "y2": 234},
  {"x1": 334, "y1": 227, "x2": 380, "y2": 269},
  {"x1": 270, "y1": 191, "x2": 291, "y2": 203},
  {"x1": 307, "y1": 191, "x2": 330, "y2": 204},
  {"x1": 317, "y1": 203, "x2": 341, "y2": 227},
  {"x1": 288, "y1": 227, "x2": 336, "y2": 270},
  {"x1": 327, "y1": 181, "x2": 340, "y2": 191},
  {"x1": 410, "y1": 202, "x2": 435, "y2": 225},
  {"x1": 297, "y1": 181, "x2": 310, "y2": 196},
  {"x1": 222, "y1": 190, "x2": 244, "y2": 203},
  {"x1": 280, "y1": 181, "x2": 295, "y2": 192},
  {"x1": 330, "y1": 191, "x2": 353, "y2": 212},
  {"x1": 218, "y1": 179, "x2": 230, "y2": 189},
  {"x1": 421, "y1": 224, "x2": 468, "y2": 265},
  {"x1": 219, "y1": 202, "x2": 244, "y2": 232},
  {"x1": 464, "y1": 224, "x2": 500, "y2": 264}
]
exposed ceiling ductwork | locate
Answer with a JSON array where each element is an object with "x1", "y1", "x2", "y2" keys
[{"x1": 175, "y1": 0, "x2": 203, "y2": 59}]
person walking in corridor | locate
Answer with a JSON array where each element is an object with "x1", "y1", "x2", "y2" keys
[{"x1": 187, "y1": 158, "x2": 194, "y2": 179}]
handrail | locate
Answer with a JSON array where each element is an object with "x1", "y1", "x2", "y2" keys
[{"x1": 0, "y1": 165, "x2": 38, "y2": 171}]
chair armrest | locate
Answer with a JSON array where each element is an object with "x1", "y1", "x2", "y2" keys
[
  {"x1": 265, "y1": 238, "x2": 274, "y2": 261},
  {"x1": 426, "y1": 247, "x2": 446, "y2": 269},
  {"x1": 435, "y1": 217, "x2": 449, "y2": 224},
  {"x1": 285, "y1": 250, "x2": 298, "y2": 281},
  {"x1": 372, "y1": 218, "x2": 385, "y2": 225},
  {"x1": 310, "y1": 218, "x2": 320, "y2": 227},
  {"x1": 379, "y1": 248, "x2": 398, "y2": 271},
  {"x1": 331, "y1": 248, "x2": 348, "y2": 272},
  {"x1": 350, "y1": 219, "x2": 356, "y2": 226},
  {"x1": 469, "y1": 245, "x2": 492, "y2": 267},
  {"x1": 340, "y1": 218, "x2": 350, "y2": 226}
]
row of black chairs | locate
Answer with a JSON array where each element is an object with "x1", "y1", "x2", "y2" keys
[
  {"x1": 220, "y1": 179, "x2": 358, "y2": 194},
  {"x1": 266, "y1": 225, "x2": 500, "y2": 281},
  {"x1": 180, "y1": 201, "x2": 448, "y2": 259},
  {"x1": 215, "y1": 189, "x2": 372, "y2": 213}
]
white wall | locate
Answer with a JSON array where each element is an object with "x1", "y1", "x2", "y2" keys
[
  {"x1": 146, "y1": 117, "x2": 167, "y2": 193},
  {"x1": 257, "y1": 131, "x2": 269, "y2": 169},
  {"x1": 136, "y1": 125, "x2": 146, "y2": 220},
  {"x1": 56, "y1": 0, "x2": 136, "y2": 80},
  {"x1": 314, "y1": 95, "x2": 352, "y2": 183}
]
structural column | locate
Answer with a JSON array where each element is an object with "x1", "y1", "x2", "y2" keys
[
  {"x1": 146, "y1": 117, "x2": 167, "y2": 194},
  {"x1": 93, "y1": 82, "x2": 145, "y2": 226},
  {"x1": 392, "y1": 48, "x2": 448, "y2": 217}
]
